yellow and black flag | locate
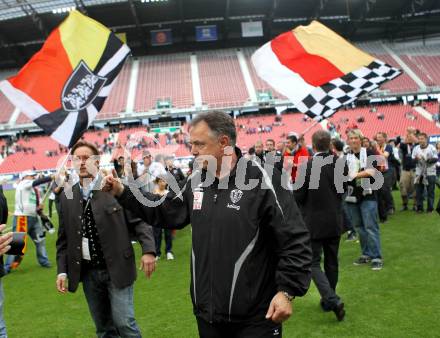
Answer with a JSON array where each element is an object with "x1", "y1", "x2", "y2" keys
[{"x1": 0, "y1": 10, "x2": 130, "y2": 147}]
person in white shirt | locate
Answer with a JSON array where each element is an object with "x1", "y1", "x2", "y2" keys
[
  {"x1": 136, "y1": 150, "x2": 166, "y2": 193},
  {"x1": 4, "y1": 170, "x2": 53, "y2": 273},
  {"x1": 412, "y1": 133, "x2": 437, "y2": 213}
]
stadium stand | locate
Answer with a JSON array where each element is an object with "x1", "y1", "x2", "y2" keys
[
  {"x1": 327, "y1": 104, "x2": 440, "y2": 139},
  {"x1": 243, "y1": 47, "x2": 288, "y2": 100},
  {"x1": 99, "y1": 60, "x2": 132, "y2": 118},
  {"x1": 1, "y1": 103, "x2": 440, "y2": 173},
  {"x1": 198, "y1": 49, "x2": 249, "y2": 108},
  {"x1": 134, "y1": 54, "x2": 194, "y2": 111},
  {"x1": 15, "y1": 112, "x2": 31, "y2": 125},
  {"x1": 372, "y1": 54, "x2": 420, "y2": 93},
  {"x1": 0, "y1": 91, "x2": 14, "y2": 124}
]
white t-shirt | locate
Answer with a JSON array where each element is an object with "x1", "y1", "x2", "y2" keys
[
  {"x1": 136, "y1": 161, "x2": 166, "y2": 193},
  {"x1": 412, "y1": 144, "x2": 437, "y2": 177},
  {"x1": 14, "y1": 179, "x2": 38, "y2": 216}
]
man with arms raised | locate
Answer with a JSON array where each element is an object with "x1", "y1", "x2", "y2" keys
[
  {"x1": 104, "y1": 111, "x2": 312, "y2": 338},
  {"x1": 56, "y1": 141, "x2": 156, "y2": 338}
]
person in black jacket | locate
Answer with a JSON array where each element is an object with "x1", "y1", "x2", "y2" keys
[
  {"x1": 103, "y1": 111, "x2": 312, "y2": 338},
  {"x1": 294, "y1": 130, "x2": 346, "y2": 321},
  {"x1": 0, "y1": 185, "x2": 12, "y2": 338}
]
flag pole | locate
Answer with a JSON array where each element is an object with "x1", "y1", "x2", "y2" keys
[{"x1": 39, "y1": 148, "x2": 72, "y2": 205}]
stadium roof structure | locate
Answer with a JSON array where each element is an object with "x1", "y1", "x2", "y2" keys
[{"x1": 0, "y1": 0, "x2": 440, "y2": 69}]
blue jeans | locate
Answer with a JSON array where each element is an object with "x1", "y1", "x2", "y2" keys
[
  {"x1": 153, "y1": 228, "x2": 172, "y2": 257},
  {"x1": 415, "y1": 176, "x2": 436, "y2": 211},
  {"x1": 82, "y1": 268, "x2": 141, "y2": 338},
  {"x1": 347, "y1": 200, "x2": 382, "y2": 260},
  {"x1": 4, "y1": 216, "x2": 50, "y2": 272},
  {"x1": 0, "y1": 280, "x2": 7, "y2": 338}
]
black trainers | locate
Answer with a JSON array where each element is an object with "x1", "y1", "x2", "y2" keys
[
  {"x1": 320, "y1": 299, "x2": 332, "y2": 312},
  {"x1": 371, "y1": 260, "x2": 383, "y2": 271},
  {"x1": 400, "y1": 205, "x2": 408, "y2": 211},
  {"x1": 333, "y1": 303, "x2": 345, "y2": 322},
  {"x1": 353, "y1": 256, "x2": 371, "y2": 265}
]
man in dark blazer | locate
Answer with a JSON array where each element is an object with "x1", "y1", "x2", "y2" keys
[
  {"x1": 56, "y1": 141, "x2": 156, "y2": 338},
  {"x1": 0, "y1": 185, "x2": 12, "y2": 337},
  {"x1": 294, "y1": 130, "x2": 346, "y2": 321}
]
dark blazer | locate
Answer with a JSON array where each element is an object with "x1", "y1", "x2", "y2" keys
[
  {"x1": 294, "y1": 152, "x2": 346, "y2": 240},
  {"x1": 56, "y1": 183, "x2": 155, "y2": 292},
  {"x1": 0, "y1": 185, "x2": 8, "y2": 278}
]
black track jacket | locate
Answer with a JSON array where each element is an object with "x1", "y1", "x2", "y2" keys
[{"x1": 117, "y1": 148, "x2": 312, "y2": 323}]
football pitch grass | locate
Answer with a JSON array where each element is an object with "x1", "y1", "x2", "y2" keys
[{"x1": 2, "y1": 189, "x2": 439, "y2": 338}]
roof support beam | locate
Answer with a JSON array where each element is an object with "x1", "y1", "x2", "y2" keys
[
  {"x1": 127, "y1": 0, "x2": 148, "y2": 51},
  {"x1": 0, "y1": 31, "x2": 26, "y2": 67},
  {"x1": 73, "y1": 0, "x2": 88, "y2": 15},
  {"x1": 178, "y1": 0, "x2": 186, "y2": 45},
  {"x1": 266, "y1": 0, "x2": 278, "y2": 39},
  {"x1": 313, "y1": 0, "x2": 329, "y2": 19},
  {"x1": 16, "y1": 0, "x2": 48, "y2": 38},
  {"x1": 223, "y1": 0, "x2": 231, "y2": 41}
]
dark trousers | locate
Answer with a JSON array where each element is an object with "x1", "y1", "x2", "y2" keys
[
  {"x1": 153, "y1": 228, "x2": 172, "y2": 257},
  {"x1": 197, "y1": 316, "x2": 282, "y2": 338},
  {"x1": 378, "y1": 169, "x2": 395, "y2": 220},
  {"x1": 48, "y1": 199, "x2": 54, "y2": 218},
  {"x1": 415, "y1": 176, "x2": 436, "y2": 211},
  {"x1": 81, "y1": 267, "x2": 141, "y2": 338},
  {"x1": 311, "y1": 237, "x2": 341, "y2": 310}
]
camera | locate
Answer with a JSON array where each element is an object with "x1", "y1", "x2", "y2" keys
[{"x1": 6, "y1": 232, "x2": 26, "y2": 256}]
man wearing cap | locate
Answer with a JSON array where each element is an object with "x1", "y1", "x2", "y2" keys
[
  {"x1": 5, "y1": 170, "x2": 53, "y2": 273},
  {"x1": 137, "y1": 150, "x2": 167, "y2": 193}
]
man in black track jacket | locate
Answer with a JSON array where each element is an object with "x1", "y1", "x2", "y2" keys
[{"x1": 104, "y1": 111, "x2": 312, "y2": 338}]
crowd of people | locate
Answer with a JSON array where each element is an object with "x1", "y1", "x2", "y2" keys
[{"x1": 0, "y1": 110, "x2": 438, "y2": 337}]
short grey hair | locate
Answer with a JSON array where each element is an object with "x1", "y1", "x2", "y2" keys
[{"x1": 190, "y1": 111, "x2": 237, "y2": 146}]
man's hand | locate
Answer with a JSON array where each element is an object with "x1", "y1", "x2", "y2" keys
[
  {"x1": 0, "y1": 224, "x2": 13, "y2": 255},
  {"x1": 265, "y1": 292, "x2": 293, "y2": 323},
  {"x1": 56, "y1": 274, "x2": 68, "y2": 294},
  {"x1": 139, "y1": 253, "x2": 156, "y2": 279},
  {"x1": 102, "y1": 169, "x2": 124, "y2": 197}
]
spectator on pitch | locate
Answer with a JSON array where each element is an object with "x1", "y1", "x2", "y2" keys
[
  {"x1": 56, "y1": 141, "x2": 156, "y2": 337},
  {"x1": 265, "y1": 138, "x2": 283, "y2": 171},
  {"x1": 4, "y1": 170, "x2": 53, "y2": 273},
  {"x1": 435, "y1": 141, "x2": 440, "y2": 187},
  {"x1": 398, "y1": 128, "x2": 418, "y2": 211},
  {"x1": 276, "y1": 141, "x2": 285, "y2": 154},
  {"x1": 165, "y1": 157, "x2": 185, "y2": 184},
  {"x1": 104, "y1": 111, "x2": 312, "y2": 338},
  {"x1": 254, "y1": 140, "x2": 265, "y2": 163},
  {"x1": 265, "y1": 139, "x2": 276, "y2": 153},
  {"x1": 284, "y1": 135, "x2": 310, "y2": 183},
  {"x1": 331, "y1": 138, "x2": 356, "y2": 241},
  {"x1": 48, "y1": 183, "x2": 57, "y2": 218},
  {"x1": 137, "y1": 150, "x2": 167, "y2": 194},
  {"x1": 295, "y1": 130, "x2": 346, "y2": 321},
  {"x1": 387, "y1": 138, "x2": 401, "y2": 190},
  {"x1": 412, "y1": 133, "x2": 437, "y2": 213},
  {"x1": 345, "y1": 129, "x2": 384, "y2": 271},
  {"x1": 0, "y1": 185, "x2": 12, "y2": 338},
  {"x1": 153, "y1": 177, "x2": 174, "y2": 261},
  {"x1": 375, "y1": 132, "x2": 395, "y2": 221}
]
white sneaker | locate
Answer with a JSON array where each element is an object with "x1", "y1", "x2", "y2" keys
[
  {"x1": 155, "y1": 256, "x2": 160, "y2": 261},
  {"x1": 166, "y1": 252, "x2": 174, "y2": 260}
]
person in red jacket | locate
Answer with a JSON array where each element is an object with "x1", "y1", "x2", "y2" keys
[{"x1": 284, "y1": 135, "x2": 310, "y2": 183}]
